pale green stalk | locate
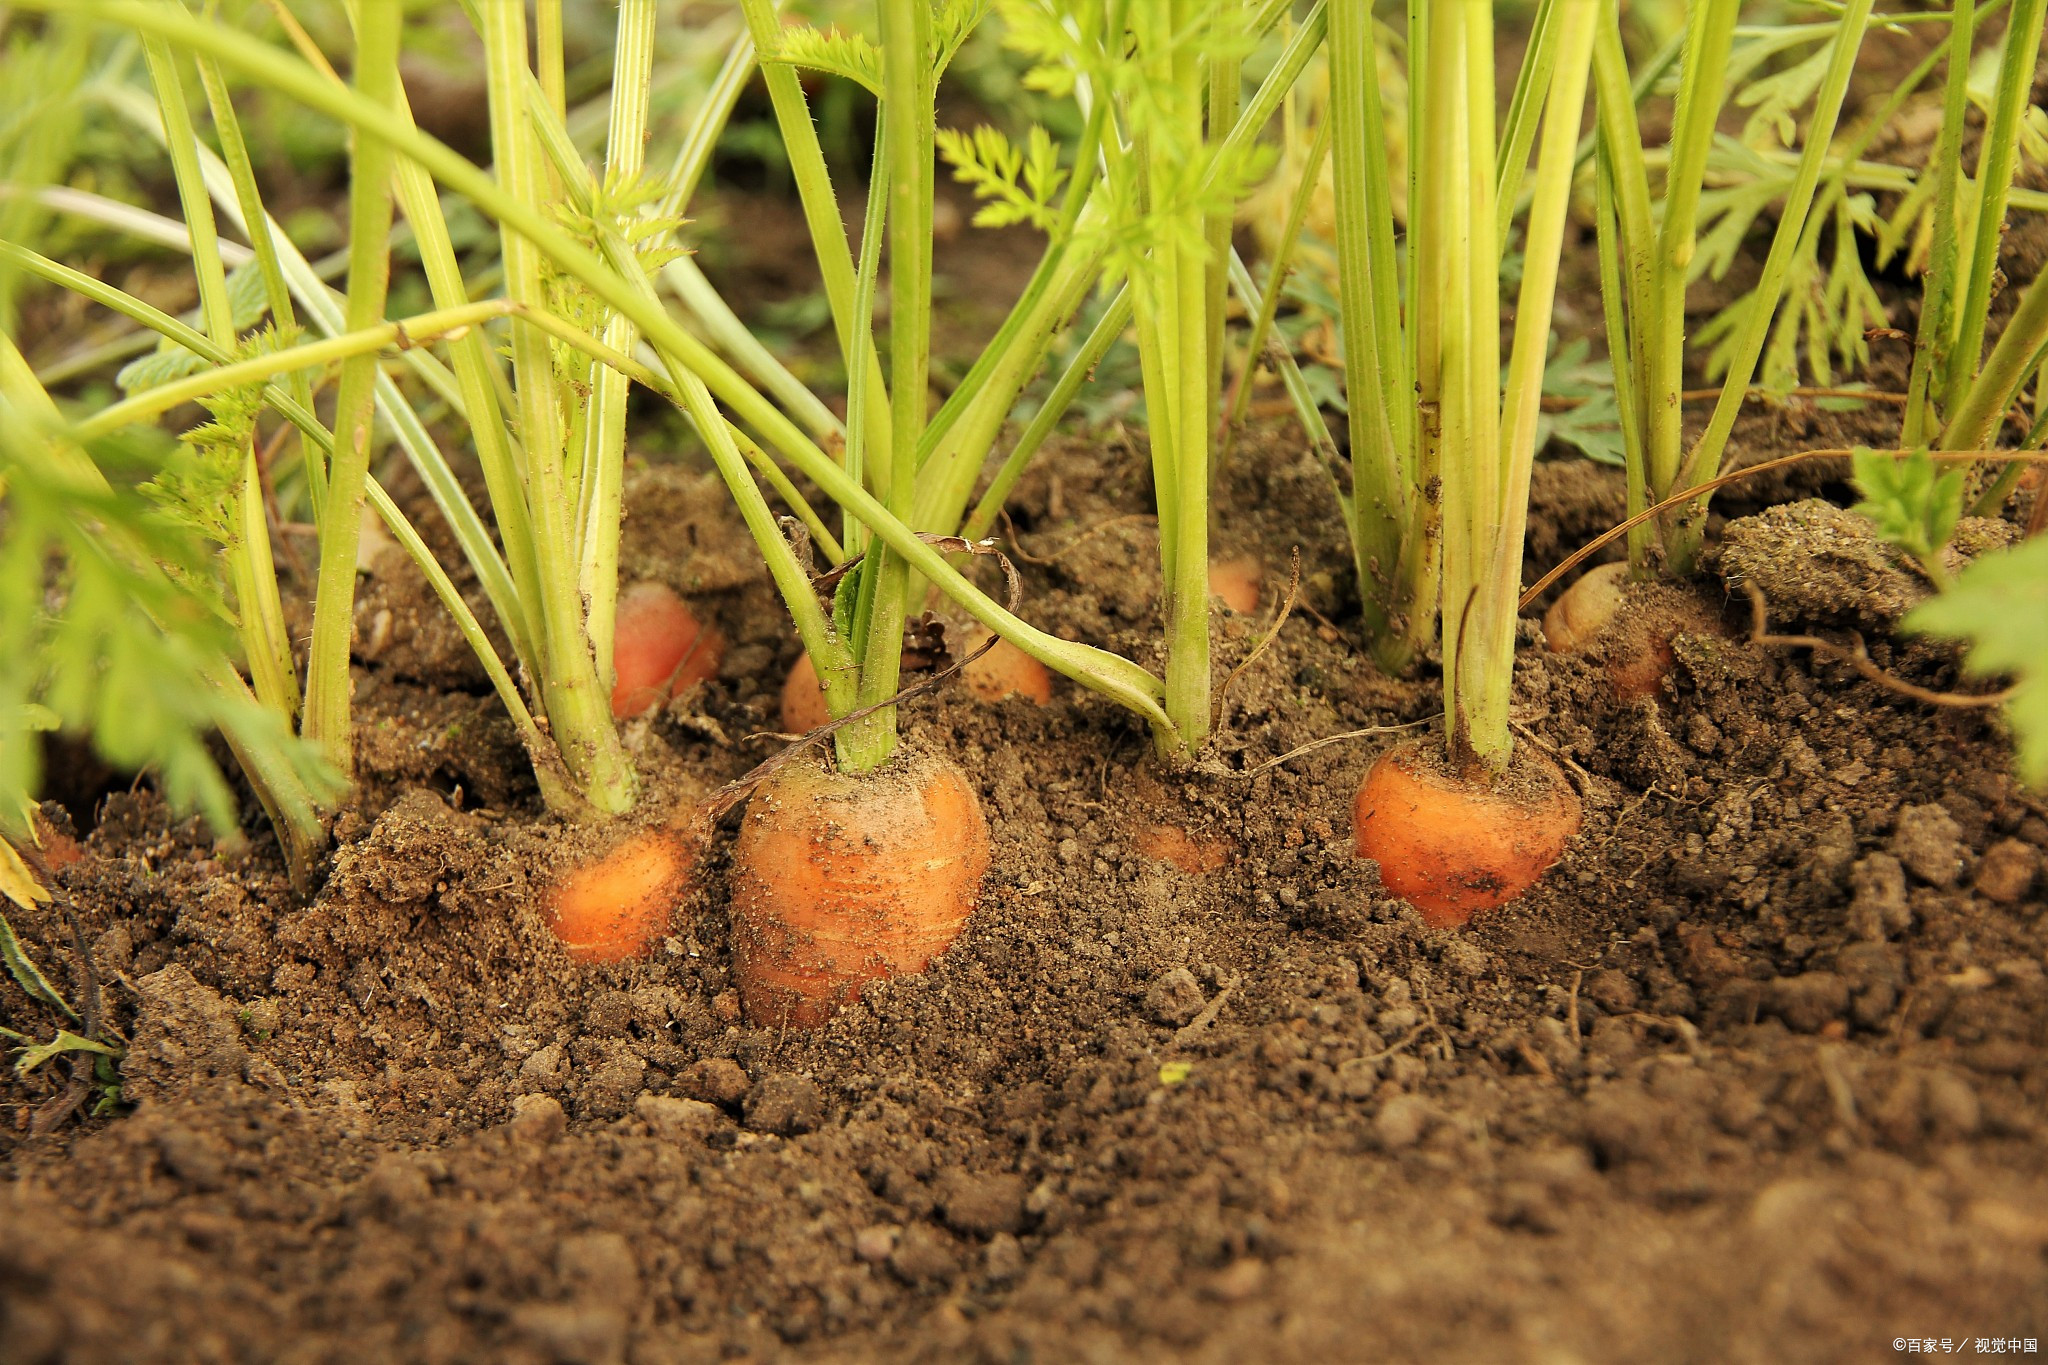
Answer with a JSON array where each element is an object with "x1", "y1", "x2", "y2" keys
[
  {"x1": 1431, "y1": 0, "x2": 1501, "y2": 770},
  {"x1": 663, "y1": 255, "x2": 845, "y2": 444},
  {"x1": 836, "y1": 0, "x2": 937, "y2": 776},
  {"x1": 302, "y1": 0, "x2": 397, "y2": 773},
  {"x1": 1947, "y1": 264, "x2": 2048, "y2": 456},
  {"x1": 1643, "y1": 0, "x2": 1737, "y2": 511},
  {"x1": 1330, "y1": 0, "x2": 1425, "y2": 672},
  {"x1": 1940, "y1": 0, "x2": 2048, "y2": 419},
  {"x1": 1667, "y1": 0, "x2": 1874, "y2": 568},
  {"x1": 735, "y1": 0, "x2": 893, "y2": 467},
  {"x1": 77, "y1": 300, "x2": 513, "y2": 436},
  {"x1": 963, "y1": 286, "x2": 1134, "y2": 544},
  {"x1": 1157, "y1": 0, "x2": 1214, "y2": 756},
  {"x1": 1467, "y1": 0, "x2": 1597, "y2": 772},
  {"x1": 1225, "y1": 112, "x2": 1331, "y2": 444},
  {"x1": 580, "y1": 0, "x2": 657, "y2": 705},
  {"x1": 480, "y1": 0, "x2": 635, "y2": 814}
]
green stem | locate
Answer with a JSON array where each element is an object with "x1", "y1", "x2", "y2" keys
[
  {"x1": 1330, "y1": 0, "x2": 1422, "y2": 673},
  {"x1": 735, "y1": 0, "x2": 893, "y2": 468},
  {"x1": 1949, "y1": 263, "x2": 2048, "y2": 461},
  {"x1": 1643, "y1": 0, "x2": 1737, "y2": 508},
  {"x1": 838, "y1": 0, "x2": 935, "y2": 777},
  {"x1": 1431, "y1": 0, "x2": 1500, "y2": 771},
  {"x1": 480, "y1": 0, "x2": 636, "y2": 815},
  {"x1": 963, "y1": 286, "x2": 1133, "y2": 544},
  {"x1": 1940, "y1": 0, "x2": 2048, "y2": 419},
  {"x1": 1903, "y1": 0, "x2": 1977, "y2": 447},
  {"x1": 1224, "y1": 111, "x2": 1332, "y2": 445},
  {"x1": 1473, "y1": 0, "x2": 1597, "y2": 772},
  {"x1": 302, "y1": 0, "x2": 399, "y2": 775},
  {"x1": 1667, "y1": 0, "x2": 1874, "y2": 570},
  {"x1": 580, "y1": 0, "x2": 657, "y2": 707}
]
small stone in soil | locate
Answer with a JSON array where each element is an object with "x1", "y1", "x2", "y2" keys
[
  {"x1": 636, "y1": 1094, "x2": 726, "y2": 1143},
  {"x1": 1206, "y1": 1258, "x2": 1268, "y2": 1302},
  {"x1": 682, "y1": 1056, "x2": 750, "y2": 1106},
  {"x1": 1974, "y1": 838, "x2": 2040, "y2": 904},
  {"x1": 1373, "y1": 1095, "x2": 1432, "y2": 1150},
  {"x1": 853, "y1": 1225, "x2": 899, "y2": 1263},
  {"x1": 519, "y1": 1042, "x2": 568, "y2": 1088},
  {"x1": 746, "y1": 1073, "x2": 825, "y2": 1135},
  {"x1": 887, "y1": 1226, "x2": 960, "y2": 1286},
  {"x1": 984, "y1": 1233, "x2": 1026, "y2": 1283},
  {"x1": 507, "y1": 1093, "x2": 566, "y2": 1146},
  {"x1": 1144, "y1": 967, "x2": 1205, "y2": 1027},
  {"x1": 936, "y1": 1170, "x2": 1028, "y2": 1237},
  {"x1": 1765, "y1": 971, "x2": 1850, "y2": 1034},
  {"x1": 1848, "y1": 854, "x2": 1912, "y2": 940},
  {"x1": 1890, "y1": 803, "x2": 1967, "y2": 888}
]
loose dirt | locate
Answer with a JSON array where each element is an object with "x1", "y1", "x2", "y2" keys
[{"x1": 6, "y1": 406, "x2": 2047, "y2": 1363}]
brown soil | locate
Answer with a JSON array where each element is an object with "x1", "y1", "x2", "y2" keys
[{"x1": 6, "y1": 407, "x2": 2048, "y2": 1364}]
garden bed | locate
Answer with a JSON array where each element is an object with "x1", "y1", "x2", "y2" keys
[{"x1": 5, "y1": 408, "x2": 2045, "y2": 1363}]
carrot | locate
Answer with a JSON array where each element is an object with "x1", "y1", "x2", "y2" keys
[
  {"x1": 1208, "y1": 555, "x2": 1263, "y2": 614},
  {"x1": 1352, "y1": 737, "x2": 1581, "y2": 929},
  {"x1": 728, "y1": 749, "x2": 990, "y2": 1027},
  {"x1": 611, "y1": 581, "x2": 726, "y2": 720},
  {"x1": 1136, "y1": 822, "x2": 1233, "y2": 874},
  {"x1": 1541, "y1": 561, "x2": 1627, "y2": 654},
  {"x1": 778, "y1": 652, "x2": 832, "y2": 733},
  {"x1": 1542, "y1": 561, "x2": 1724, "y2": 702},
  {"x1": 959, "y1": 628, "x2": 1054, "y2": 706},
  {"x1": 780, "y1": 629, "x2": 1050, "y2": 733},
  {"x1": 545, "y1": 826, "x2": 694, "y2": 962}
]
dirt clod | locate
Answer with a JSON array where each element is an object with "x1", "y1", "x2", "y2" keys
[
  {"x1": 1975, "y1": 838, "x2": 2041, "y2": 904},
  {"x1": 1144, "y1": 966, "x2": 1206, "y2": 1026},
  {"x1": 1890, "y1": 803, "x2": 1968, "y2": 888},
  {"x1": 635, "y1": 1093, "x2": 726, "y2": 1143},
  {"x1": 680, "y1": 1056, "x2": 750, "y2": 1105},
  {"x1": 508, "y1": 1093, "x2": 567, "y2": 1145},
  {"x1": 937, "y1": 1170, "x2": 1029, "y2": 1238},
  {"x1": 745, "y1": 1072, "x2": 825, "y2": 1134}
]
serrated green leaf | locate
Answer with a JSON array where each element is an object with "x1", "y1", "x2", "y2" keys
[
  {"x1": 1852, "y1": 446, "x2": 1963, "y2": 566},
  {"x1": 1904, "y1": 535, "x2": 2048, "y2": 787},
  {"x1": 767, "y1": 24, "x2": 882, "y2": 96}
]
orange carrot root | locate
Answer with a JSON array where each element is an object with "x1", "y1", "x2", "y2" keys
[
  {"x1": 1542, "y1": 562, "x2": 1723, "y2": 703},
  {"x1": 1136, "y1": 823, "x2": 1234, "y2": 874},
  {"x1": 546, "y1": 827, "x2": 693, "y2": 963},
  {"x1": 1352, "y1": 738, "x2": 1581, "y2": 929},
  {"x1": 612, "y1": 581, "x2": 726, "y2": 720},
  {"x1": 780, "y1": 632, "x2": 1050, "y2": 733},
  {"x1": 960, "y1": 629, "x2": 1053, "y2": 706},
  {"x1": 778, "y1": 652, "x2": 832, "y2": 733},
  {"x1": 729, "y1": 751, "x2": 990, "y2": 1028},
  {"x1": 1541, "y1": 561, "x2": 1627, "y2": 654},
  {"x1": 1208, "y1": 555, "x2": 1263, "y2": 614}
]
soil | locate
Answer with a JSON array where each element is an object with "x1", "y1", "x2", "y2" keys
[{"x1": 7, "y1": 396, "x2": 2048, "y2": 1363}]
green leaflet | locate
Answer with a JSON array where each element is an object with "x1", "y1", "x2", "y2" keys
[{"x1": 1904, "y1": 535, "x2": 2048, "y2": 788}]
